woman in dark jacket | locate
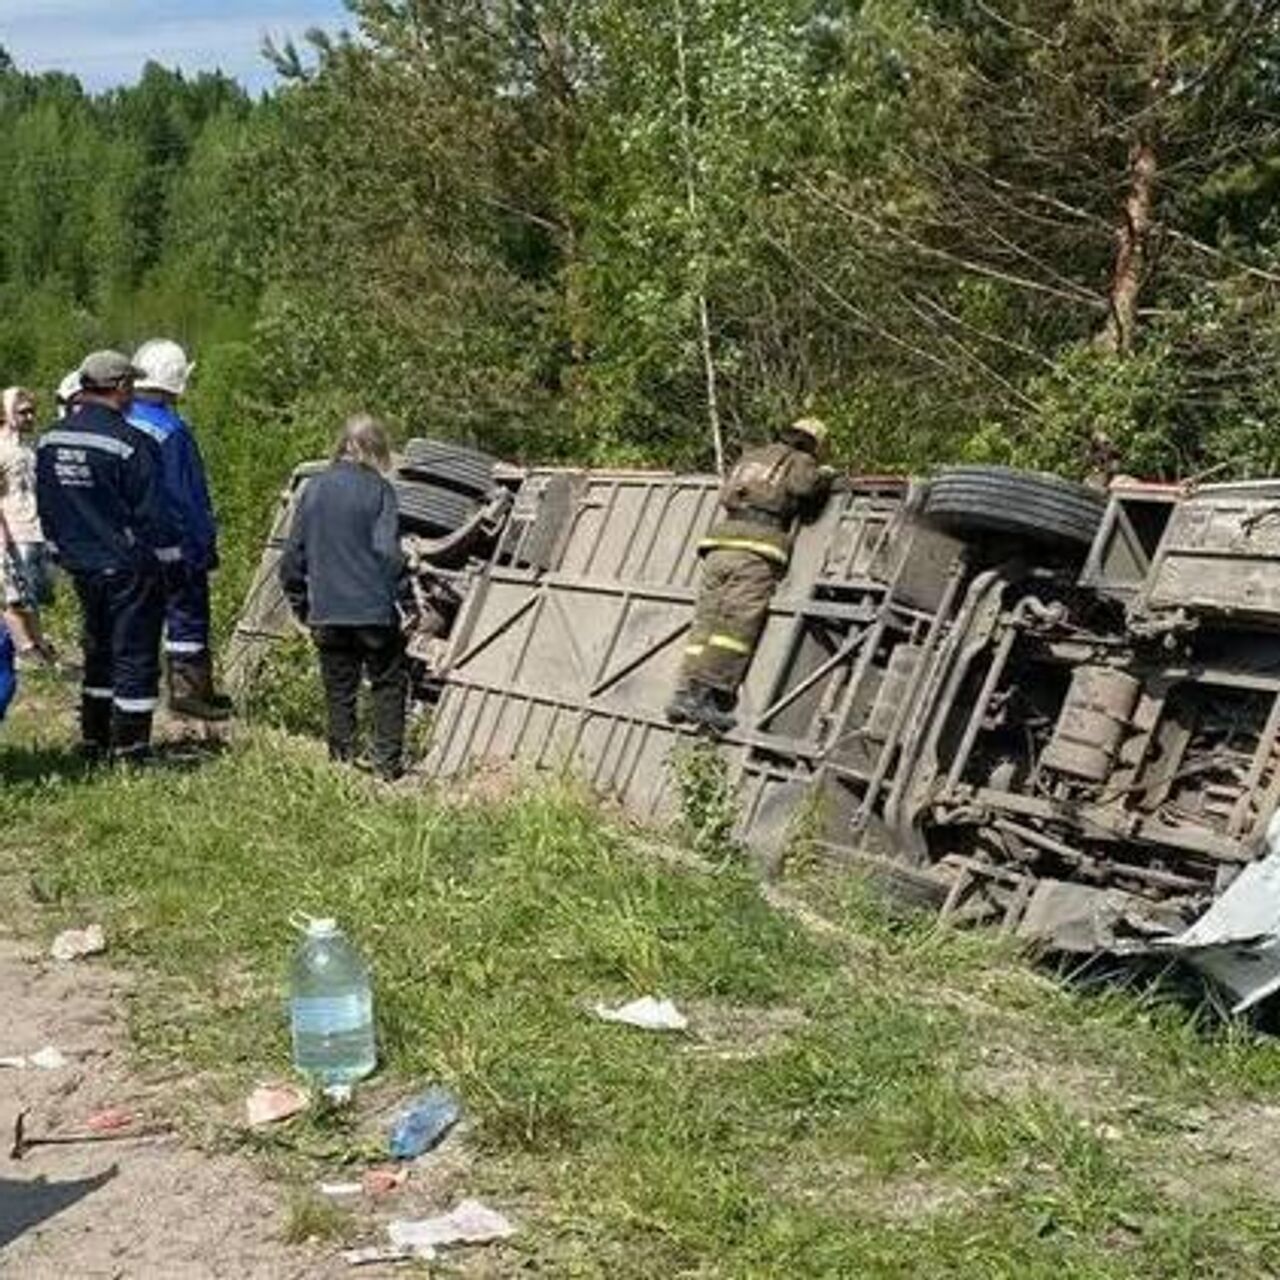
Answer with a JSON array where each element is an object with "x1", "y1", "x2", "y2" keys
[{"x1": 279, "y1": 415, "x2": 407, "y2": 780}]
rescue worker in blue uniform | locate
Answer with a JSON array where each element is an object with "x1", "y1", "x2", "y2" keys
[
  {"x1": 36, "y1": 350, "x2": 179, "y2": 761},
  {"x1": 667, "y1": 418, "x2": 832, "y2": 735},
  {"x1": 127, "y1": 339, "x2": 231, "y2": 721}
]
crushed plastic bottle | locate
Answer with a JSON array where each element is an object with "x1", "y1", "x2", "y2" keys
[
  {"x1": 388, "y1": 1087, "x2": 461, "y2": 1160},
  {"x1": 290, "y1": 918, "x2": 376, "y2": 1091}
]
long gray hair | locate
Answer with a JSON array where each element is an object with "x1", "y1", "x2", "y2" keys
[
  {"x1": 333, "y1": 413, "x2": 392, "y2": 473},
  {"x1": 2, "y1": 386, "x2": 33, "y2": 432}
]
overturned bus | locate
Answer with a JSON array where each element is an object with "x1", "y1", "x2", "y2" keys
[{"x1": 229, "y1": 445, "x2": 1280, "y2": 1007}]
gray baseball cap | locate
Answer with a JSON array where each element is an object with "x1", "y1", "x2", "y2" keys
[{"x1": 78, "y1": 349, "x2": 143, "y2": 390}]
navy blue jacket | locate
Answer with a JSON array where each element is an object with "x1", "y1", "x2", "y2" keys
[
  {"x1": 35, "y1": 402, "x2": 180, "y2": 576},
  {"x1": 126, "y1": 399, "x2": 219, "y2": 571},
  {"x1": 279, "y1": 460, "x2": 403, "y2": 627}
]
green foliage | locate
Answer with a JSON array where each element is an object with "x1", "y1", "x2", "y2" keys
[
  {"x1": 672, "y1": 740, "x2": 741, "y2": 864},
  {"x1": 6, "y1": 5, "x2": 1280, "y2": 641},
  {"x1": 239, "y1": 634, "x2": 326, "y2": 738}
]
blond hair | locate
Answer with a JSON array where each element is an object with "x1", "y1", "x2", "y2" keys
[{"x1": 332, "y1": 414, "x2": 392, "y2": 473}]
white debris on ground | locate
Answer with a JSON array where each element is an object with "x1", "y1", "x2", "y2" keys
[
  {"x1": 49, "y1": 924, "x2": 106, "y2": 963},
  {"x1": 0, "y1": 1046, "x2": 69, "y2": 1070},
  {"x1": 387, "y1": 1197, "x2": 517, "y2": 1254},
  {"x1": 593, "y1": 995, "x2": 689, "y2": 1032},
  {"x1": 341, "y1": 1244, "x2": 416, "y2": 1266}
]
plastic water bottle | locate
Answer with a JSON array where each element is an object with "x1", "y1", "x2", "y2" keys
[{"x1": 290, "y1": 918, "x2": 376, "y2": 1090}]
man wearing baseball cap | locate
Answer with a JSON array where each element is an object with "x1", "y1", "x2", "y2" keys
[{"x1": 35, "y1": 350, "x2": 179, "y2": 761}]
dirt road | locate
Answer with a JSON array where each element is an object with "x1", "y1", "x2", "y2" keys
[{"x1": 0, "y1": 935, "x2": 346, "y2": 1279}]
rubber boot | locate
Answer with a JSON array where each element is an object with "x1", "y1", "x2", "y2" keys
[
  {"x1": 665, "y1": 685, "x2": 702, "y2": 726},
  {"x1": 110, "y1": 708, "x2": 154, "y2": 765},
  {"x1": 78, "y1": 694, "x2": 112, "y2": 763},
  {"x1": 169, "y1": 655, "x2": 233, "y2": 722},
  {"x1": 689, "y1": 682, "x2": 737, "y2": 737}
]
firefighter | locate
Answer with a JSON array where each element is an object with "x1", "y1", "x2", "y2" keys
[
  {"x1": 127, "y1": 338, "x2": 231, "y2": 721},
  {"x1": 1084, "y1": 430, "x2": 1119, "y2": 491},
  {"x1": 35, "y1": 350, "x2": 179, "y2": 762},
  {"x1": 667, "y1": 417, "x2": 832, "y2": 734}
]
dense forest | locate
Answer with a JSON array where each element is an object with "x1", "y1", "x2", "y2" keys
[{"x1": 5, "y1": 2, "x2": 1280, "y2": 618}]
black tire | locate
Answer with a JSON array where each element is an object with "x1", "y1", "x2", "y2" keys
[
  {"x1": 922, "y1": 466, "x2": 1105, "y2": 549},
  {"x1": 399, "y1": 439, "x2": 497, "y2": 499},
  {"x1": 393, "y1": 479, "x2": 477, "y2": 535}
]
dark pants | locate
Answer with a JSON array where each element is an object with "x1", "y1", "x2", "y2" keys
[
  {"x1": 74, "y1": 566, "x2": 165, "y2": 750},
  {"x1": 313, "y1": 625, "x2": 408, "y2": 778},
  {"x1": 678, "y1": 549, "x2": 782, "y2": 694},
  {"x1": 163, "y1": 563, "x2": 212, "y2": 658}
]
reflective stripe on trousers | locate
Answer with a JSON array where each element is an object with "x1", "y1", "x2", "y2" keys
[{"x1": 678, "y1": 548, "x2": 782, "y2": 694}]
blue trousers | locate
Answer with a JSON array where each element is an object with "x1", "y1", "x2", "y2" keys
[
  {"x1": 164, "y1": 564, "x2": 212, "y2": 657},
  {"x1": 75, "y1": 567, "x2": 165, "y2": 716}
]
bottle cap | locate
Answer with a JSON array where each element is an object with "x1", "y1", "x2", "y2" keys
[{"x1": 307, "y1": 917, "x2": 339, "y2": 936}]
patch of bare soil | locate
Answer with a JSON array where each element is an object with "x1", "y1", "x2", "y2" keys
[
  {"x1": 0, "y1": 936, "x2": 355, "y2": 1280},
  {"x1": 758, "y1": 1150, "x2": 989, "y2": 1225},
  {"x1": 681, "y1": 1002, "x2": 809, "y2": 1062},
  {"x1": 963, "y1": 1039, "x2": 1124, "y2": 1119},
  {"x1": 1151, "y1": 1102, "x2": 1280, "y2": 1207}
]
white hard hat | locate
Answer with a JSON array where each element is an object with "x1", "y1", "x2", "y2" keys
[
  {"x1": 132, "y1": 338, "x2": 194, "y2": 397},
  {"x1": 55, "y1": 370, "x2": 82, "y2": 405},
  {"x1": 790, "y1": 417, "x2": 830, "y2": 448}
]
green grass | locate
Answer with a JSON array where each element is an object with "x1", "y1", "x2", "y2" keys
[{"x1": 4, "y1": 699, "x2": 1280, "y2": 1277}]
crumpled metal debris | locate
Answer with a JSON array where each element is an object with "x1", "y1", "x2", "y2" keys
[
  {"x1": 592, "y1": 996, "x2": 689, "y2": 1032},
  {"x1": 1016, "y1": 880, "x2": 1186, "y2": 955},
  {"x1": 50, "y1": 924, "x2": 106, "y2": 962},
  {"x1": 1161, "y1": 850, "x2": 1280, "y2": 1013}
]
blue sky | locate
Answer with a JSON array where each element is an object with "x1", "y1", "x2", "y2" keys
[{"x1": 0, "y1": 1, "x2": 352, "y2": 94}]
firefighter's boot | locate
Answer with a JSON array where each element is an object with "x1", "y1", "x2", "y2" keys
[
  {"x1": 665, "y1": 685, "x2": 702, "y2": 726},
  {"x1": 169, "y1": 655, "x2": 233, "y2": 722},
  {"x1": 688, "y1": 682, "x2": 737, "y2": 737}
]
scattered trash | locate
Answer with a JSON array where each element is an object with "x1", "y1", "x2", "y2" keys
[
  {"x1": 320, "y1": 1181, "x2": 365, "y2": 1198},
  {"x1": 593, "y1": 996, "x2": 689, "y2": 1032},
  {"x1": 363, "y1": 1166, "x2": 409, "y2": 1196},
  {"x1": 341, "y1": 1244, "x2": 419, "y2": 1267},
  {"x1": 85, "y1": 1109, "x2": 134, "y2": 1133},
  {"x1": 0, "y1": 1046, "x2": 70, "y2": 1070},
  {"x1": 388, "y1": 1199, "x2": 516, "y2": 1251},
  {"x1": 388, "y1": 1087, "x2": 461, "y2": 1160},
  {"x1": 50, "y1": 924, "x2": 106, "y2": 962},
  {"x1": 245, "y1": 1082, "x2": 309, "y2": 1127},
  {"x1": 320, "y1": 1166, "x2": 409, "y2": 1199},
  {"x1": 10, "y1": 1108, "x2": 171, "y2": 1160}
]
